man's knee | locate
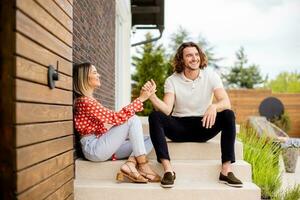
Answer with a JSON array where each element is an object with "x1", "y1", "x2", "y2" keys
[
  {"x1": 148, "y1": 110, "x2": 165, "y2": 123},
  {"x1": 220, "y1": 109, "x2": 235, "y2": 121}
]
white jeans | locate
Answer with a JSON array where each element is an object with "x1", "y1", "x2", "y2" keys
[{"x1": 80, "y1": 115, "x2": 153, "y2": 161}]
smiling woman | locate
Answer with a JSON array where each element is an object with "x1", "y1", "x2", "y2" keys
[
  {"x1": 72, "y1": 63, "x2": 104, "y2": 98},
  {"x1": 88, "y1": 65, "x2": 101, "y2": 89},
  {"x1": 72, "y1": 62, "x2": 161, "y2": 183}
]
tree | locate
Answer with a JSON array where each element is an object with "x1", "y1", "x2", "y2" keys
[
  {"x1": 223, "y1": 47, "x2": 265, "y2": 88},
  {"x1": 196, "y1": 34, "x2": 223, "y2": 70},
  {"x1": 167, "y1": 26, "x2": 222, "y2": 76},
  {"x1": 131, "y1": 33, "x2": 168, "y2": 115},
  {"x1": 168, "y1": 26, "x2": 191, "y2": 55},
  {"x1": 265, "y1": 71, "x2": 300, "y2": 93}
]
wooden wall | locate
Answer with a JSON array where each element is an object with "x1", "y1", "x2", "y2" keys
[
  {"x1": 0, "y1": 0, "x2": 16, "y2": 199},
  {"x1": 14, "y1": 0, "x2": 74, "y2": 199},
  {"x1": 228, "y1": 89, "x2": 300, "y2": 138}
]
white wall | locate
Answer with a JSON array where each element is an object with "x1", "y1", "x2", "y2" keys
[{"x1": 115, "y1": 0, "x2": 131, "y2": 110}]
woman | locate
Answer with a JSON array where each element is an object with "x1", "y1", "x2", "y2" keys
[{"x1": 73, "y1": 62, "x2": 160, "y2": 183}]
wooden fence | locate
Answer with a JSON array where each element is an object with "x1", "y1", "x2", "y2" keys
[{"x1": 228, "y1": 89, "x2": 300, "y2": 138}]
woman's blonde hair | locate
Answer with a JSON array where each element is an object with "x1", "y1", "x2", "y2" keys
[{"x1": 73, "y1": 62, "x2": 92, "y2": 98}]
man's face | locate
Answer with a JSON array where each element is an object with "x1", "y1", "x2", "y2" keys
[{"x1": 182, "y1": 47, "x2": 201, "y2": 70}]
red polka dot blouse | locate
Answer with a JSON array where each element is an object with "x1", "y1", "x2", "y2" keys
[{"x1": 74, "y1": 96, "x2": 143, "y2": 137}]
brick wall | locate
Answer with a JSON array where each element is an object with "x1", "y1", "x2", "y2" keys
[{"x1": 73, "y1": 0, "x2": 116, "y2": 109}]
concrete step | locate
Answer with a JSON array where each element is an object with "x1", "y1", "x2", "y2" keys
[
  {"x1": 74, "y1": 179, "x2": 261, "y2": 200},
  {"x1": 148, "y1": 140, "x2": 243, "y2": 160},
  {"x1": 76, "y1": 159, "x2": 252, "y2": 182}
]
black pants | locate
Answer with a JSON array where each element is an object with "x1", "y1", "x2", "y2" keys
[{"x1": 148, "y1": 110, "x2": 236, "y2": 164}]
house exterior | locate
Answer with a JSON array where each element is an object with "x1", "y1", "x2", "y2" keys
[
  {"x1": 0, "y1": 0, "x2": 164, "y2": 199},
  {"x1": 0, "y1": 0, "x2": 297, "y2": 199}
]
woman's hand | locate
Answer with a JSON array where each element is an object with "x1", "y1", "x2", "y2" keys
[
  {"x1": 103, "y1": 123, "x2": 113, "y2": 130},
  {"x1": 139, "y1": 79, "x2": 157, "y2": 102},
  {"x1": 142, "y1": 79, "x2": 156, "y2": 95}
]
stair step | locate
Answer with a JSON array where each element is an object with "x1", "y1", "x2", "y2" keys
[
  {"x1": 148, "y1": 140, "x2": 243, "y2": 160},
  {"x1": 76, "y1": 159, "x2": 252, "y2": 182},
  {"x1": 74, "y1": 179, "x2": 261, "y2": 200}
]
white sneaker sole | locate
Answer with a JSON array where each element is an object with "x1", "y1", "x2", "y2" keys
[
  {"x1": 160, "y1": 183, "x2": 174, "y2": 188},
  {"x1": 219, "y1": 180, "x2": 243, "y2": 188}
]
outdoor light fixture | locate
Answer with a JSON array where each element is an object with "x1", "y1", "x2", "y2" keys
[{"x1": 48, "y1": 63, "x2": 59, "y2": 89}]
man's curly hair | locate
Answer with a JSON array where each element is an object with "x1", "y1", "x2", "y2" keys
[{"x1": 172, "y1": 42, "x2": 208, "y2": 73}]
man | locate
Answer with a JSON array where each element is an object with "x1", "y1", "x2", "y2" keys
[{"x1": 142, "y1": 42, "x2": 243, "y2": 188}]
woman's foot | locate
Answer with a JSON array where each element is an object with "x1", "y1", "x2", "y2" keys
[
  {"x1": 137, "y1": 162, "x2": 161, "y2": 182},
  {"x1": 116, "y1": 160, "x2": 148, "y2": 183}
]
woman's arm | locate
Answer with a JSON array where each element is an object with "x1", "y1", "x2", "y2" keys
[
  {"x1": 78, "y1": 97, "x2": 143, "y2": 126},
  {"x1": 77, "y1": 83, "x2": 155, "y2": 126}
]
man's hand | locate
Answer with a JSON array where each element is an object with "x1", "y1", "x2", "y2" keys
[{"x1": 202, "y1": 104, "x2": 217, "y2": 129}]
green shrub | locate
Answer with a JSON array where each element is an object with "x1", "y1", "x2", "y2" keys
[
  {"x1": 273, "y1": 184, "x2": 300, "y2": 200},
  {"x1": 270, "y1": 112, "x2": 291, "y2": 134},
  {"x1": 238, "y1": 126, "x2": 282, "y2": 199},
  {"x1": 265, "y1": 71, "x2": 300, "y2": 93}
]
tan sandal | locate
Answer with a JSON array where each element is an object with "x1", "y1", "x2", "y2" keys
[
  {"x1": 116, "y1": 160, "x2": 148, "y2": 183},
  {"x1": 137, "y1": 160, "x2": 161, "y2": 183}
]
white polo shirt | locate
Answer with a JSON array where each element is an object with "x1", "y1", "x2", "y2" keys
[{"x1": 164, "y1": 68, "x2": 223, "y2": 117}]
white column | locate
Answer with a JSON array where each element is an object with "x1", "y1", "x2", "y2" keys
[{"x1": 115, "y1": 0, "x2": 131, "y2": 110}]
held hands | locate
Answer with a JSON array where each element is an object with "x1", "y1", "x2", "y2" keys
[
  {"x1": 202, "y1": 104, "x2": 217, "y2": 129},
  {"x1": 138, "y1": 79, "x2": 157, "y2": 102}
]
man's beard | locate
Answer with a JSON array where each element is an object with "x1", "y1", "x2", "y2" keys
[{"x1": 185, "y1": 64, "x2": 200, "y2": 71}]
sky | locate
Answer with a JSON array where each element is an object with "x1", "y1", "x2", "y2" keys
[{"x1": 131, "y1": 0, "x2": 300, "y2": 79}]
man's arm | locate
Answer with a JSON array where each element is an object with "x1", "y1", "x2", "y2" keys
[
  {"x1": 141, "y1": 79, "x2": 175, "y2": 116},
  {"x1": 149, "y1": 93, "x2": 175, "y2": 116},
  {"x1": 202, "y1": 88, "x2": 231, "y2": 128},
  {"x1": 213, "y1": 88, "x2": 231, "y2": 112}
]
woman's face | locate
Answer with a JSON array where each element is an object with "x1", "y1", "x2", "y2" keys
[{"x1": 88, "y1": 65, "x2": 101, "y2": 89}]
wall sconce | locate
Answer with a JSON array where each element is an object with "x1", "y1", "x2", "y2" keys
[{"x1": 48, "y1": 63, "x2": 59, "y2": 89}]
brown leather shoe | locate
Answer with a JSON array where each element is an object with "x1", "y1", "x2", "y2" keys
[
  {"x1": 160, "y1": 172, "x2": 176, "y2": 188},
  {"x1": 219, "y1": 172, "x2": 243, "y2": 187}
]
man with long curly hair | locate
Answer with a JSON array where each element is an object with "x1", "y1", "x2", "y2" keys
[{"x1": 142, "y1": 42, "x2": 243, "y2": 188}]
